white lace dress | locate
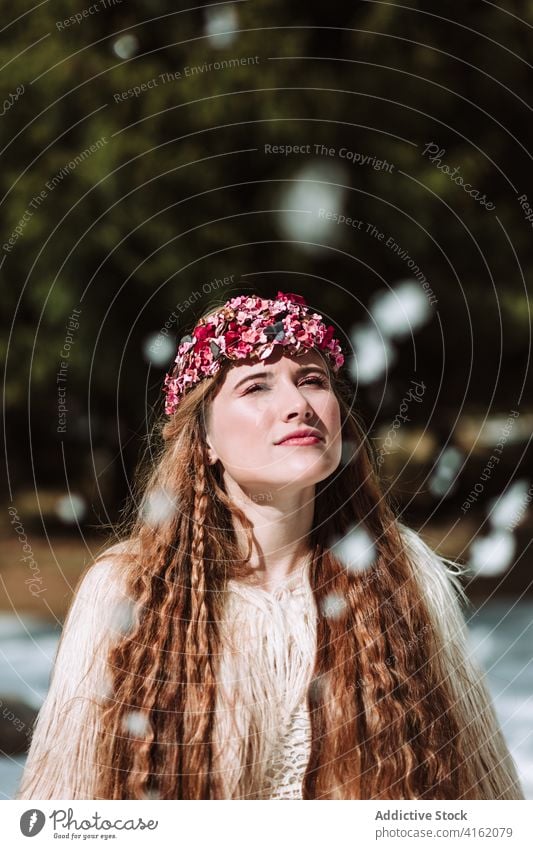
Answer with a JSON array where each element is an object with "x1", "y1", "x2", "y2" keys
[
  {"x1": 260, "y1": 697, "x2": 313, "y2": 799},
  {"x1": 213, "y1": 565, "x2": 318, "y2": 800}
]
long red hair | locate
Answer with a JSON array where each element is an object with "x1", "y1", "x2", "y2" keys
[{"x1": 92, "y1": 305, "x2": 519, "y2": 799}]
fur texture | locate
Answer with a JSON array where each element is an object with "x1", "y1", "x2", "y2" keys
[{"x1": 16, "y1": 525, "x2": 524, "y2": 800}]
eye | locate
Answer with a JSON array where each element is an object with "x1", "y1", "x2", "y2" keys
[
  {"x1": 244, "y1": 376, "x2": 328, "y2": 394},
  {"x1": 303, "y1": 376, "x2": 328, "y2": 388}
]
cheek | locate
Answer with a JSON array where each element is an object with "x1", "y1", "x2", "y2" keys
[
  {"x1": 322, "y1": 395, "x2": 341, "y2": 431},
  {"x1": 323, "y1": 398, "x2": 343, "y2": 455},
  {"x1": 209, "y1": 400, "x2": 267, "y2": 456}
]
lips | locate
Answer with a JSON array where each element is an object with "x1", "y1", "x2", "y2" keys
[{"x1": 275, "y1": 428, "x2": 324, "y2": 445}]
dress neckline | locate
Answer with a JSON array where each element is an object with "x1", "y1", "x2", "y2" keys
[{"x1": 226, "y1": 552, "x2": 312, "y2": 601}]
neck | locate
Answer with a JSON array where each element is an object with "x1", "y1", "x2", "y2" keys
[{"x1": 223, "y1": 474, "x2": 315, "y2": 589}]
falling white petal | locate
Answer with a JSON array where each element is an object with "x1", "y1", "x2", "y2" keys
[
  {"x1": 278, "y1": 162, "x2": 348, "y2": 249},
  {"x1": 486, "y1": 480, "x2": 531, "y2": 530},
  {"x1": 348, "y1": 324, "x2": 396, "y2": 385},
  {"x1": 369, "y1": 279, "x2": 432, "y2": 339},
  {"x1": 331, "y1": 525, "x2": 376, "y2": 574},
  {"x1": 468, "y1": 530, "x2": 516, "y2": 577},
  {"x1": 112, "y1": 34, "x2": 139, "y2": 60},
  {"x1": 140, "y1": 486, "x2": 177, "y2": 527},
  {"x1": 466, "y1": 624, "x2": 496, "y2": 667},
  {"x1": 112, "y1": 597, "x2": 138, "y2": 637},
  {"x1": 55, "y1": 493, "x2": 87, "y2": 524},
  {"x1": 320, "y1": 592, "x2": 348, "y2": 620},
  {"x1": 142, "y1": 332, "x2": 176, "y2": 367},
  {"x1": 428, "y1": 447, "x2": 464, "y2": 497},
  {"x1": 96, "y1": 668, "x2": 114, "y2": 701},
  {"x1": 122, "y1": 710, "x2": 150, "y2": 738},
  {"x1": 204, "y1": 4, "x2": 239, "y2": 47}
]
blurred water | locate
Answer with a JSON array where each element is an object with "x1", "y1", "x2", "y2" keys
[
  {"x1": 1, "y1": 603, "x2": 532, "y2": 800},
  {"x1": 466, "y1": 599, "x2": 533, "y2": 798},
  {"x1": 0, "y1": 613, "x2": 60, "y2": 800}
]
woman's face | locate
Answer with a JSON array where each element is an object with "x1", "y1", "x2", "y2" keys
[{"x1": 204, "y1": 348, "x2": 342, "y2": 495}]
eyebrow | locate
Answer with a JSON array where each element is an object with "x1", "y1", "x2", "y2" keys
[{"x1": 232, "y1": 365, "x2": 329, "y2": 391}]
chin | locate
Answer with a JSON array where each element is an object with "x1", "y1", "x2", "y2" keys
[{"x1": 279, "y1": 459, "x2": 335, "y2": 484}]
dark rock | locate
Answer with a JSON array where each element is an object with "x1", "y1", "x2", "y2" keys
[{"x1": 0, "y1": 695, "x2": 37, "y2": 756}]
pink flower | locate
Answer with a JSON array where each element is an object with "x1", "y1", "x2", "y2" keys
[
  {"x1": 241, "y1": 327, "x2": 263, "y2": 344},
  {"x1": 163, "y1": 291, "x2": 344, "y2": 414}
]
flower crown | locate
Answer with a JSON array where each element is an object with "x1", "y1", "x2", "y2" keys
[{"x1": 163, "y1": 291, "x2": 345, "y2": 415}]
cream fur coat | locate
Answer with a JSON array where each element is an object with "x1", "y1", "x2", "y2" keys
[{"x1": 15, "y1": 523, "x2": 524, "y2": 800}]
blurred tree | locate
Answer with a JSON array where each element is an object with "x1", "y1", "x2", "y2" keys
[{"x1": 1, "y1": 0, "x2": 532, "y2": 521}]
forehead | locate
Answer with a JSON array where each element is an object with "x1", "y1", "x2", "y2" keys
[{"x1": 224, "y1": 348, "x2": 327, "y2": 383}]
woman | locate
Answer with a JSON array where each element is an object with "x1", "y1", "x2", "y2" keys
[{"x1": 16, "y1": 290, "x2": 523, "y2": 800}]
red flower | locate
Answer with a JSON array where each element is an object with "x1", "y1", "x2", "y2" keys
[
  {"x1": 194, "y1": 323, "x2": 215, "y2": 342},
  {"x1": 193, "y1": 323, "x2": 216, "y2": 352},
  {"x1": 224, "y1": 330, "x2": 241, "y2": 348},
  {"x1": 321, "y1": 325, "x2": 335, "y2": 347},
  {"x1": 276, "y1": 290, "x2": 307, "y2": 306}
]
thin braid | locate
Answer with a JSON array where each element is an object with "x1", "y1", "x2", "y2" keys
[{"x1": 181, "y1": 443, "x2": 218, "y2": 797}]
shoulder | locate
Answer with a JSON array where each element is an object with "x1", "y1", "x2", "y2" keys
[
  {"x1": 396, "y1": 520, "x2": 468, "y2": 604},
  {"x1": 65, "y1": 539, "x2": 139, "y2": 634},
  {"x1": 396, "y1": 520, "x2": 474, "y2": 649},
  {"x1": 94, "y1": 537, "x2": 140, "y2": 563},
  {"x1": 82, "y1": 538, "x2": 139, "y2": 589}
]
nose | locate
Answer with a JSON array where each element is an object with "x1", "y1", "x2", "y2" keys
[{"x1": 278, "y1": 377, "x2": 315, "y2": 421}]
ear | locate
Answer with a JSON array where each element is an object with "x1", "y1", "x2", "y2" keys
[{"x1": 204, "y1": 435, "x2": 218, "y2": 466}]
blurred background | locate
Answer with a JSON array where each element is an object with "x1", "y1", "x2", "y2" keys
[{"x1": 1, "y1": 0, "x2": 532, "y2": 799}]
